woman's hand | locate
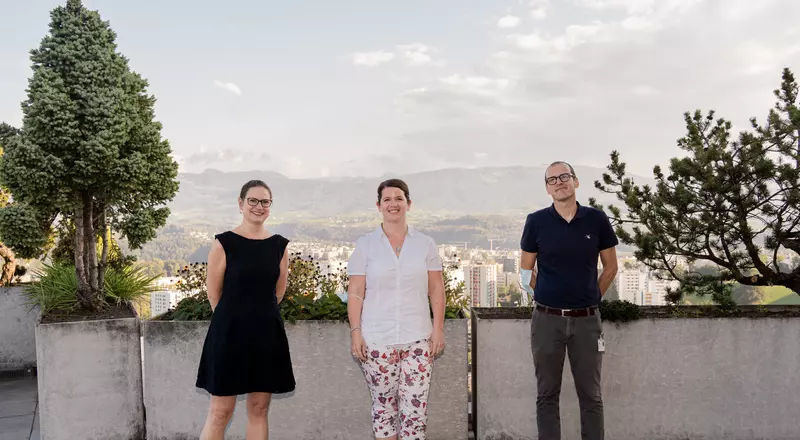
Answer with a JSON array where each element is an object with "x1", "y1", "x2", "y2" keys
[
  {"x1": 430, "y1": 327, "x2": 445, "y2": 357},
  {"x1": 351, "y1": 330, "x2": 368, "y2": 362}
]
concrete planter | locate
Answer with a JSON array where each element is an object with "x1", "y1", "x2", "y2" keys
[
  {"x1": 35, "y1": 317, "x2": 144, "y2": 440},
  {"x1": 472, "y1": 306, "x2": 800, "y2": 440},
  {"x1": 0, "y1": 285, "x2": 38, "y2": 372},
  {"x1": 143, "y1": 319, "x2": 469, "y2": 440}
]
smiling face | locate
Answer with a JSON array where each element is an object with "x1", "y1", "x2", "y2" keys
[
  {"x1": 377, "y1": 186, "x2": 411, "y2": 223},
  {"x1": 238, "y1": 185, "x2": 272, "y2": 225},
  {"x1": 545, "y1": 162, "x2": 579, "y2": 202}
]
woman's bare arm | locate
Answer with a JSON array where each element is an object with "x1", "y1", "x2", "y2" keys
[{"x1": 206, "y1": 239, "x2": 226, "y2": 311}]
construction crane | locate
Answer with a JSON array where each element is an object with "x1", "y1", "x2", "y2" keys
[
  {"x1": 449, "y1": 241, "x2": 470, "y2": 250},
  {"x1": 487, "y1": 238, "x2": 500, "y2": 251}
]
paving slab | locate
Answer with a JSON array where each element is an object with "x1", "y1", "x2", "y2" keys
[{"x1": 0, "y1": 377, "x2": 38, "y2": 440}]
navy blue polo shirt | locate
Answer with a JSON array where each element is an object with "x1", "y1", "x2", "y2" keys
[{"x1": 520, "y1": 202, "x2": 618, "y2": 309}]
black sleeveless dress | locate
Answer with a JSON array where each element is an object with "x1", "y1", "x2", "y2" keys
[{"x1": 196, "y1": 231, "x2": 296, "y2": 396}]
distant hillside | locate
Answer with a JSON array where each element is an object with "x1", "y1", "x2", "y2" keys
[
  {"x1": 167, "y1": 165, "x2": 655, "y2": 223},
  {"x1": 125, "y1": 165, "x2": 651, "y2": 261}
]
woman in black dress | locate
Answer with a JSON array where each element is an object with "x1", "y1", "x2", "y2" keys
[{"x1": 196, "y1": 179, "x2": 295, "y2": 440}]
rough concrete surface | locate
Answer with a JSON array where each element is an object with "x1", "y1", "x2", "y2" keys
[
  {"x1": 0, "y1": 286, "x2": 38, "y2": 372},
  {"x1": 474, "y1": 314, "x2": 800, "y2": 440},
  {"x1": 143, "y1": 319, "x2": 468, "y2": 440},
  {"x1": 35, "y1": 317, "x2": 144, "y2": 440}
]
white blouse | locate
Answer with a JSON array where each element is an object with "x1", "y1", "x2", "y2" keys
[{"x1": 347, "y1": 225, "x2": 443, "y2": 347}]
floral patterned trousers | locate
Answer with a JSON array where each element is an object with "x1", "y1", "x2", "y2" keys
[{"x1": 360, "y1": 339, "x2": 434, "y2": 439}]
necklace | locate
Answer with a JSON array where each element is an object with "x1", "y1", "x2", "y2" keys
[{"x1": 382, "y1": 224, "x2": 407, "y2": 254}]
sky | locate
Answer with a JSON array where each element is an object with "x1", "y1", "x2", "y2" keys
[{"x1": 1, "y1": 0, "x2": 799, "y2": 179}]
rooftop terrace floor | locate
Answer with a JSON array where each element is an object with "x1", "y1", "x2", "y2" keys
[{"x1": 0, "y1": 377, "x2": 39, "y2": 440}]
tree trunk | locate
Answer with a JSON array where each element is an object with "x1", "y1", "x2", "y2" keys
[
  {"x1": 98, "y1": 208, "x2": 108, "y2": 295},
  {"x1": 0, "y1": 244, "x2": 16, "y2": 285},
  {"x1": 84, "y1": 195, "x2": 99, "y2": 296},
  {"x1": 74, "y1": 193, "x2": 94, "y2": 310}
]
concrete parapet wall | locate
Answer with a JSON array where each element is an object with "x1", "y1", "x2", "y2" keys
[
  {"x1": 143, "y1": 319, "x2": 469, "y2": 440},
  {"x1": 472, "y1": 306, "x2": 800, "y2": 440},
  {"x1": 0, "y1": 286, "x2": 38, "y2": 372}
]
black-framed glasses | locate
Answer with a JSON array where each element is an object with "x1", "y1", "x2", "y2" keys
[
  {"x1": 545, "y1": 173, "x2": 575, "y2": 185},
  {"x1": 246, "y1": 197, "x2": 272, "y2": 208}
]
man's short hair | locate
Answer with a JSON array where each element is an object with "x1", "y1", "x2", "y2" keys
[{"x1": 545, "y1": 161, "x2": 576, "y2": 179}]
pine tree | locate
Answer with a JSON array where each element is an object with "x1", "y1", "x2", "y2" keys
[
  {"x1": 590, "y1": 68, "x2": 800, "y2": 301},
  {"x1": 0, "y1": 0, "x2": 179, "y2": 311}
]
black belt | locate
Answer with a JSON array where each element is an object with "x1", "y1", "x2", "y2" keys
[{"x1": 535, "y1": 304, "x2": 597, "y2": 317}]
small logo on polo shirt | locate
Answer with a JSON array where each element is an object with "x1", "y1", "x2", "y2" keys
[{"x1": 585, "y1": 234, "x2": 591, "y2": 239}]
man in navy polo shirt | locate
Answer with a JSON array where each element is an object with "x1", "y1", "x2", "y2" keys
[{"x1": 519, "y1": 161, "x2": 618, "y2": 440}]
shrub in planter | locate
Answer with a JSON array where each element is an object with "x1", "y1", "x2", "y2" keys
[
  {"x1": 24, "y1": 262, "x2": 158, "y2": 319},
  {"x1": 163, "y1": 253, "x2": 468, "y2": 322}
]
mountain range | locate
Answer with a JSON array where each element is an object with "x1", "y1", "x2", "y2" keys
[{"x1": 168, "y1": 165, "x2": 655, "y2": 223}]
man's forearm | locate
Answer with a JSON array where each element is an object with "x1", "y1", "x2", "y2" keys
[{"x1": 598, "y1": 269, "x2": 616, "y2": 295}]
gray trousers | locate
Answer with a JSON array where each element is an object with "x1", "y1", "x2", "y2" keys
[{"x1": 531, "y1": 307, "x2": 604, "y2": 440}]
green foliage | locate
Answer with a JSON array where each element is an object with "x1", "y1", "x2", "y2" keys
[
  {"x1": 23, "y1": 263, "x2": 79, "y2": 315},
  {"x1": 51, "y1": 221, "x2": 137, "y2": 271},
  {"x1": 280, "y1": 292, "x2": 349, "y2": 324},
  {"x1": 160, "y1": 262, "x2": 211, "y2": 321},
  {"x1": 0, "y1": 0, "x2": 179, "y2": 310},
  {"x1": 163, "y1": 252, "x2": 467, "y2": 322},
  {"x1": 23, "y1": 262, "x2": 156, "y2": 315},
  {"x1": 167, "y1": 295, "x2": 213, "y2": 321},
  {"x1": 104, "y1": 265, "x2": 159, "y2": 305},
  {"x1": 599, "y1": 300, "x2": 641, "y2": 323},
  {"x1": 591, "y1": 68, "x2": 800, "y2": 299},
  {"x1": 279, "y1": 252, "x2": 349, "y2": 323},
  {"x1": 442, "y1": 261, "x2": 468, "y2": 318}
]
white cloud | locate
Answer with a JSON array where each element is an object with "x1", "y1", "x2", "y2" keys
[
  {"x1": 213, "y1": 80, "x2": 242, "y2": 96},
  {"x1": 440, "y1": 75, "x2": 511, "y2": 93},
  {"x1": 509, "y1": 21, "x2": 611, "y2": 54},
  {"x1": 351, "y1": 51, "x2": 395, "y2": 67},
  {"x1": 390, "y1": 0, "x2": 800, "y2": 175},
  {"x1": 530, "y1": 7, "x2": 548, "y2": 19},
  {"x1": 529, "y1": 0, "x2": 549, "y2": 19},
  {"x1": 498, "y1": 15, "x2": 521, "y2": 28},
  {"x1": 397, "y1": 44, "x2": 437, "y2": 66}
]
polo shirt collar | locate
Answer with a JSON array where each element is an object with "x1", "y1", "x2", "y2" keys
[{"x1": 547, "y1": 201, "x2": 587, "y2": 220}]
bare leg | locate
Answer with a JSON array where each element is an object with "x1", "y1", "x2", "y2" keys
[
  {"x1": 246, "y1": 392, "x2": 272, "y2": 440},
  {"x1": 200, "y1": 395, "x2": 236, "y2": 440}
]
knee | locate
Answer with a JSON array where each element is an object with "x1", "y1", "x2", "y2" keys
[
  {"x1": 575, "y1": 385, "x2": 603, "y2": 405},
  {"x1": 537, "y1": 386, "x2": 561, "y2": 400},
  {"x1": 208, "y1": 405, "x2": 234, "y2": 427},
  {"x1": 247, "y1": 397, "x2": 270, "y2": 418}
]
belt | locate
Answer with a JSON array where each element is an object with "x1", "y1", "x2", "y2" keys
[{"x1": 535, "y1": 303, "x2": 598, "y2": 317}]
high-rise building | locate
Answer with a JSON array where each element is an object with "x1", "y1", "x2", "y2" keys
[
  {"x1": 644, "y1": 278, "x2": 678, "y2": 305},
  {"x1": 617, "y1": 270, "x2": 646, "y2": 304},
  {"x1": 464, "y1": 265, "x2": 497, "y2": 307},
  {"x1": 500, "y1": 256, "x2": 519, "y2": 274},
  {"x1": 150, "y1": 290, "x2": 191, "y2": 317}
]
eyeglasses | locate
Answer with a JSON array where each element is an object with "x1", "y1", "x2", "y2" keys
[
  {"x1": 246, "y1": 197, "x2": 272, "y2": 208},
  {"x1": 545, "y1": 173, "x2": 575, "y2": 185}
]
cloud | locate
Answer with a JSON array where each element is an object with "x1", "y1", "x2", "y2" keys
[
  {"x1": 498, "y1": 15, "x2": 521, "y2": 28},
  {"x1": 529, "y1": 0, "x2": 548, "y2": 19},
  {"x1": 388, "y1": 0, "x2": 800, "y2": 175},
  {"x1": 213, "y1": 80, "x2": 242, "y2": 96},
  {"x1": 351, "y1": 51, "x2": 395, "y2": 67},
  {"x1": 397, "y1": 44, "x2": 437, "y2": 66},
  {"x1": 350, "y1": 44, "x2": 440, "y2": 68},
  {"x1": 185, "y1": 148, "x2": 247, "y2": 165}
]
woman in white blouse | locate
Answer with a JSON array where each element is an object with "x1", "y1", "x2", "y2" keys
[{"x1": 347, "y1": 178, "x2": 446, "y2": 440}]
